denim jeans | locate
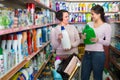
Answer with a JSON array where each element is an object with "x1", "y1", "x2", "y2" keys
[{"x1": 81, "y1": 51, "x2": 105, "y2": 80}]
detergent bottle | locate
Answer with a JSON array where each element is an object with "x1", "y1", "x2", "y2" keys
[
  {"x1": 82, "y1": 24, "x2": 96, "y2": 44},
  {"x1": 61, "y1": 26, "x2": 71, "y2": 49}
]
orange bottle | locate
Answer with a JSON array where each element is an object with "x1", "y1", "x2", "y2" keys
[{"x1": 32, "y1": 29, "x2": 38, "y2": 52}]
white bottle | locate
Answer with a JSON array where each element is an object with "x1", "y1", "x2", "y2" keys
[
  {"x1": 0, "y1": 48, "x2": 4, "y2": 76},
  {"x1": 61, "y1": 26, "x2": 71, "y2": 49},
  {"x1": 1, "y1": 36, "x2": 7, "y2": 73},
  {"x1": 17, "y1": 32, "x2": 23, "y2": 63},
  {"x1": 13, "y1": 34, "x2": 18, "y2": 65},
  {"x1": 54, "y1": 56, "x2": 61, "y2": 70},
  {"x1": 37, "y1": 28, "x2": 42, "y2": 47},
  {"x1": 6, "y1": 35, "x2": 12, "y2": 70}
]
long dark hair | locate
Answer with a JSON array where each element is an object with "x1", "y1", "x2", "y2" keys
[{"x1": 91, "y1": 5, "x2": 106, "y2": 22}]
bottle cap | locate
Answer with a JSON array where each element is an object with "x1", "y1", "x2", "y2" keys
[
  {"x1": 55, "y1": 56, "x2": 60, "y2": 60},
  {"x1": 7, "y1": 35, "x2": 12, "y2": 40},
  {"x1": 1, "y1": 35, "x2": 7, "y2": 40},
  {"x1": 0, "y1": 48, "x2": 3, "y2": 55},
  {"x1": 61, "y1": 26, "x2": 65, "y2": 30},
  {"x1": 13, "y1": 34, "x2": 17, "y2": 40}
]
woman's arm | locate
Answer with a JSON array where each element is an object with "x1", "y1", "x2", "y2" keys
[{"x1": 98, "y1": 24, "x2": 112, "y2": 46}]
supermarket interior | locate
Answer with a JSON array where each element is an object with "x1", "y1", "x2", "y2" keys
[{"x1": 0, "y1": 0, "x2": 120, "y2": 80}]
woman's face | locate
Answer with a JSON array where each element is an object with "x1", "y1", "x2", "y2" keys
[
  {"x1": 91, "y1": 10, "x2": 100, "y2": 22},
  {"x1": 62, "y1": 12, "x2": 69, "y2": 24}
]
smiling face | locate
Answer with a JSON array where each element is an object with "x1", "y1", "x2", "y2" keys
[
  {"x1": 91, "y1": 10, "x2": 100, "y2": 22},
  {"x1": 62, "y1": 12, "x2": 69, "y2": 25}
]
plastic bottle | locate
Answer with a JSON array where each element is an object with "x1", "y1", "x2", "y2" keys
[
  {"x1": 108, "y1": 2, "x2": 113, "y2": 12},
  {"x1": 32, "y1": 29, "x2": 38, "y2": 52},
  {"x1": 37, "y1": 28, "x2": 42, "y2": 48},
  {"x1": 0, "y1": 48, "x2": 4, "y2": 76},
  {"x1": 22, "y1": 32, "x2": 28, "y2": 57},
  {"x1": 82, "y1": 3, "x2": 86, "y2": 12},
  {"x1": 1, "y1": 35, "x2": 7, "y2": 50},
  {"x1": 13, "y1": 34, "x2": 18, "y2": 65},
  {"x1": 42, "y1": 27, "x2": 47, "y2": 43},
  {"x1": 54, "y1": 56, "x2": 61, "y2": 70},
  {"x1": 27, "y1": 31, "x2": 32, "y2": 55},
  {"x1": 88, "y1": 3, "x2": 92, "y2": 12},
  {"x1": 7, "y1": 34, "x2": 12, "y2": 70},
  {"x1": 17, "y1": 32, "x2": 23, "y2": 63},
  {"x1": 56, "y1": 2, "x2": 59, "y2": 11},
  {"x1": 52, "y1": 68, "x2": 63, "y2": 80},
  {"x1": 82, "y1": 24, "x2": 96, "y2": 44},
  {"x1": 61, "y1": 26, "x2": 71, "y2": 49},
  {"x1": 92, "y1": 3, "x2": 96, "y2": 7}
]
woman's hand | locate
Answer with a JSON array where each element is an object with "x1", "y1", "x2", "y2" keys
[
  {"x1": 91, "y1": 38, "x2": 99, "y2": 43},
  {"x1": 81, "y1": 33, "x2": 86, "y2": 39}
]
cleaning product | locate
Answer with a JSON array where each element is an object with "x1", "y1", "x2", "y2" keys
[
  {"x1": 7, "y1": 34, "x2": 12, "y2": 70},
  {"x1": 13, "y1": 34, "x2": 18, "y2": 65},
  {"x1": 1, "y1": 36, "x2": 7, "y2": 73},
  {"x1": 27, "y1": 31, "x2": 32, "y2": 55},
  {"x1": 54, "y1": 56, "x2": 61, "y2": 70},
  {"x1": 22, "y1": 31, "x2": 28, "y2": 57},
  {"x1": 82, "y1": 24, "x2": 96, "y2": 44},
  {"x1": 52, "y1": 68, "x2": 63, "y2": 80},
  {"x1": 17, "y1": 32, "x2": 23, "y2": 63},
  {"x1": 61, "y1": 26, "x2": 71, "y2": 49},
  {"x1": 1, "y1": 36, "x2": 7, "y2": 50},
  {"x1": 42, "y1": 27, "x2": 48, "y2": 43},
  {"x1": 37, "y1": 28, "x2": 42, "y2": 48},
  {"x1": 0, "y1": 48, "x2": 4, "y2": 76},
  {"x1": 32, "y1": 29, "x2": 38, "y2": 52}
]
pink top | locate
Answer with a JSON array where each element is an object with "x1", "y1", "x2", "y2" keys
[
  {"x1": 85, "y1": 22, "x2": 112, "y2": 51},
  {"x1": 50, "y1": 24, "x2": 80, "y2": 55}
]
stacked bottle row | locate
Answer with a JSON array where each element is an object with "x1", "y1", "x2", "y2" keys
[
  {"x1": 0, "y1": 3, "x2": 55, "y2": 30},
  {"x1": 35, "y1": 0, "x2": 56, "y2": 10},
  {"x1": 69, "y1": 13, "x2": 91, "y2": 23},
  {"x1": 56, "y1": 1, "x2": 120, "y2": 12},
  {"x1": 0, "y1": 25, "x2": 55, "y2": 77},
  {"x1": 10, "y1": 45, "x2": 52, "y2": 80}
]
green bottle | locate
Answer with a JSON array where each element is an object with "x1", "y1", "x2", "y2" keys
[{"x1": 82, "y1": 24, "x2": 96, "y2": 44}]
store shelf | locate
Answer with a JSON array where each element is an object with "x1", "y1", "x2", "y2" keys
[
  {"x1": 110, "y1": 45, "x2": 120, "y2": 55},
  {"x1": 110, "y1": 57, "x2": 120, "y2": 70},
  {"x1": 34, "y1": 53, "x2": 53, "y2": 80},
  {"x1": 0, "y1": 0, "x2": 56, "y2": 12},
  {"x1": 0, "y1": 22, "x2": 58, "y2": 36},
  {"x1": 18, "y1": 0, "x2": 56, "y2": 12},
  {"x1": 27, "y1": 41, "x2": 51, "y2": 60},
  {"x1": 69, "y1": 22, "x2": 86, "y2": 24},
  {"x1": 69, "y1": 12, "x2": 118, "y2": 14},
  {"x1": 0, "y1": 41, "x2": 50, "y2": 80},
  {"x1": 0, "y1": 60, "x2": 28, "y2": 80},
  {"x1": 65, "y1": 0, "x2": 120, "y2": 2},
  {"x1": 108, "y1": 70, "x2": 116, "y2": 80},
  {"x1": 114, "y1": 21, "x2": 120, "y2": 23},
  {"x1": 115, "y1": 35, "x2": 120, "y2": 39}
]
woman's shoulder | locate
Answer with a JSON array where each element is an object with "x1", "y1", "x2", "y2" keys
[{"x1": 103, "y1": 23, "x2": 111, "y2": 28}]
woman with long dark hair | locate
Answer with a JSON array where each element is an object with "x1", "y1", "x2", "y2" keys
[{"x1": 81, "y1": 5, "x2": 112, "y2": 80}]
